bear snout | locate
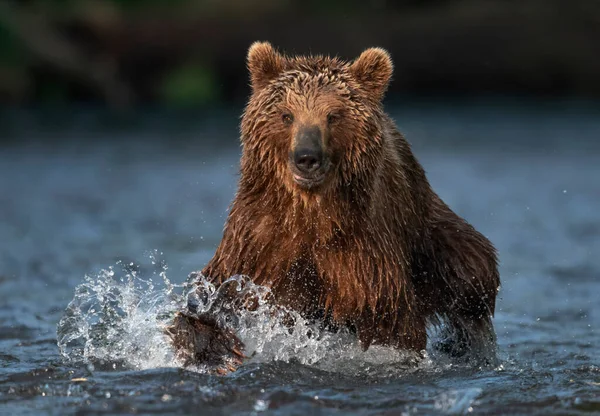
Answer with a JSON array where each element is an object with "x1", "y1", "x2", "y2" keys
[
  {"x1": 293, "y1": 148, "x2": 322, "y2": 174},
  {"x1": 293, "y1": 125, "x2": 323, "y2": 172},
  {"x1": 289, "y1": 125, "x2": 331, "y2": 189}
]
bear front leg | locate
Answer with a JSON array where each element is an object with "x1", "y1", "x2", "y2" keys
[
  {"x1": 166, "y1": 310, "x2": 245, "y2": 374},
  {"x1": 165, "y1": 277, "x2": 251, "y2": 374}
]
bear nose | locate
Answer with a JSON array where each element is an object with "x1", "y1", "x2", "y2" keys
[
  {"x1": 293, "y1": 125, "x2": 323, "y2": 174},
  {"x1": 294, "y1": 149, "x2": 322, "y2": 173}
]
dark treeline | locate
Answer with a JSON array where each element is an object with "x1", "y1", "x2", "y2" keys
[{"x1": 1, "y1": 0, "x2": 600, "y2": 108}]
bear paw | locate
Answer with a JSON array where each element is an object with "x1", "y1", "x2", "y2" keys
[{"x1": 166, "y1": 311, "x2": 246, "y2": 374}]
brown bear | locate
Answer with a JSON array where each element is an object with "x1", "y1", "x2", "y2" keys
[{"x1": 167, "y1": 42, "x2": 500, "y2": 373}]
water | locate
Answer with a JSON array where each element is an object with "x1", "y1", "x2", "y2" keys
[{"x1": 1, "y1": 103, "x2": 599, "y2": 415}]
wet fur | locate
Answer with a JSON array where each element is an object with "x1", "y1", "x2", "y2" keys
[{"x1": 169, "y1": 42, "x2": 500, "y2": 367}]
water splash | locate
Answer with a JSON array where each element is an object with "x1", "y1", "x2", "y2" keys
[
  {"x1": 57, "y1": 255, "x2": 423, "y2": 373},
  {"x1": 435, "y1": 388, "x2": 483, "y2": 414},
  {"x1": 57, "y1": 252, "x2": 184, "y2": 370}
]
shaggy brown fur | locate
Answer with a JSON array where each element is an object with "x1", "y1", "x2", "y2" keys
[{"x1": 168, "y1": 42, "x2": 500, "y2": 371}]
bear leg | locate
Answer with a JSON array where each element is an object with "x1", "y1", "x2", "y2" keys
[
  {"x1": 418, "y1": 211, "x2": 500, "y2": 362},
  {"x1": 165, "y1": 310, "x2": 246, "y2": 374}
]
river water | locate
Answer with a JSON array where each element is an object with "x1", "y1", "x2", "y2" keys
[{"x1": 0, "y1": 102, "x2": 598, "y2": 415}]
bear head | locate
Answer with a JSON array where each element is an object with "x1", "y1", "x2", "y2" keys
[{"x1": 240, "y1": 42, "x2": 393, "y2": 201}]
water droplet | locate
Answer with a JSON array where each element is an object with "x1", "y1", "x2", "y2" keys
[{"x1": 254, "y1": 399, "x2": 269, "y2": 412}]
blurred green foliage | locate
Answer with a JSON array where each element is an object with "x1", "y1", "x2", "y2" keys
[
  {"x1": 0, "y1": 0, "x2": 599, "y2": 106},
  {"x1": 0, "y1": 23, "x2": 25, "y2": 66},
  {"x1": 161, "y1": 63, "x2": 218, "y2": 106}
]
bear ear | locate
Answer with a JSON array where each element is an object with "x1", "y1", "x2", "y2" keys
[
  {"x1": 247, "y1": 41, "x2": 285, "y2": 92},
  {"x1": 349, "y1": 47, "x2": 393, "y2": 101}
]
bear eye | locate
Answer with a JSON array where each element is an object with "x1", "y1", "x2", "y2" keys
[
  {"x1": 327, "y1": 113, "x2": 341, "y2": 125},
  {"x1": 282, "y1": 113, "x2": 294, "y2": 126}
]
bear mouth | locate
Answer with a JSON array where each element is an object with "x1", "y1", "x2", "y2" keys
[
  {"x1": 289, "y1": 162, "x2": 329, "y2": 190},
  {"x1": 292, "y1": 172, "x2": 326, "y2": 189}
]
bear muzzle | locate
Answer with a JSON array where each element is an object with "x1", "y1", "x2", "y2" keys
[{"x1": 290, "y1": 125, "x2": 330, "y2": 189}]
